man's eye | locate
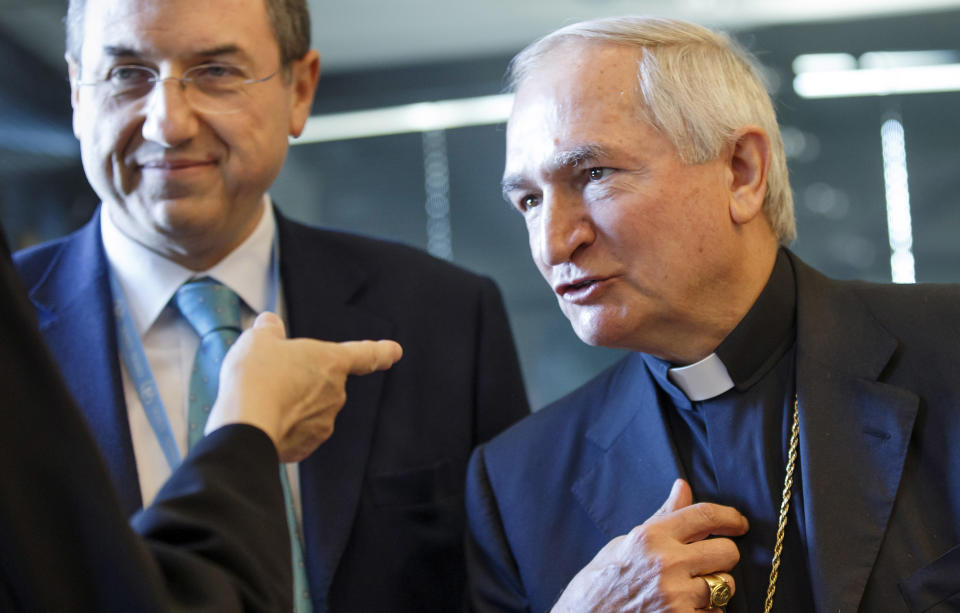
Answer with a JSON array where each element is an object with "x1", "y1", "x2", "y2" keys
[
  {"x1": 519, "y1": 195, "x2": 541, "y2": 211},
  {"x1": 191, "y1": 64, "x2": 246, "y2": 81},
  {"x1": 588, "y1": 167, "x2": 613, "y2": 181},
  {"x1": 107, "y1": 66, "x2": 153, "y2": 84}
]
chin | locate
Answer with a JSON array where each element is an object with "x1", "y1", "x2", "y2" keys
[
  {"x1": 561, "y1": 302, "x2": 617, "y2": 345},
  {"x1": 570, "y1": 319, "x2": 625, "y2": 349},
  {"x1": 150, "y1": 197, "x2": 225, "y2": 230}
]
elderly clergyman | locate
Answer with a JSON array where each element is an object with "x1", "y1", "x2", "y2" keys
[{"x1": 466, "y1": 16, "x2": 960, "y2": 612}]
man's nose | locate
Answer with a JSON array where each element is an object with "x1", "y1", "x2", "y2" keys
[
  {"x1": 141, "y1": 79, "x2": 199, "y2": 147},
  {"x1": 534, "y1": 193, "x2": 595, "y2": 267}
]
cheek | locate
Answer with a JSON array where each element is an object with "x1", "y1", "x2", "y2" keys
[
  {"x1": 78, "y1": 122, "x2": 117, "y2": 186},
  {"x1": 586, "y1": 189, "x2": 644, "y2": 235},
  {"x1": 216, "y1": 117, "x2": 281, "y2": 169},
  {"x1": 207, "y1": 113, "x2": 243, "y2": 144},
  {"x1": 524, "y1": 218, "x2": 550, "y2": 278},
  {"x1": 78, "y1": 110, "x2": 147, "y2": 200},
  {"x1": 81, "y1": 109, "x2": 134, "y2": 166}
]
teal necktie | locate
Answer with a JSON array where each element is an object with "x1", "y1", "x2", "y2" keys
[{"x1": 176, "y1": 277, "x2": 313, "y2": 613}]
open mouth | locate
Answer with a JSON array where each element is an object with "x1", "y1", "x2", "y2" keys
[
  {"x1": 569, "y1": 279, "x2": 596, "y2": 290},
  {"x1": 557, "y1": 277, "x2": 603, "y2": 297}
]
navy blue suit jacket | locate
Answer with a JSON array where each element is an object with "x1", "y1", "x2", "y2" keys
[
  {"x1": 15, "y1": 208, "x2": 530, "y2": 613},
  {"x1": 0, "y1": 222, "x2": 292, "y2": 612},
  {"x1": 466, "y1": 252, "x2": 960, "y2": 612}
]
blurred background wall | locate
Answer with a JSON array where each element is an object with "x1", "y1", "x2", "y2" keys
[{"x1": 2, "y1": 0, "x2": 959, "y2": 408}]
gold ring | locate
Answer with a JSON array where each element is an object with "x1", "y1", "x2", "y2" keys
[{"x1": 701, "y1": 573, "x2": 732, "y2": 609}]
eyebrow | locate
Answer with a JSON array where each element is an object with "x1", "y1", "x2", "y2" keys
[
  {"x1": 103, "y1": 44, "x2": 244, "y2": 60},
  {"x1": 103, "y1": 45, "x2": 141, "y2": 58},
  {"x1": 500, "y1": 175, "x2": 529, "y2": 200},
  {"x1": 554, "y1": 144, "x2": 611, "y2": 168},
  {"x1": 501, "y1": 143, "x2": 613, "y2": 199}
]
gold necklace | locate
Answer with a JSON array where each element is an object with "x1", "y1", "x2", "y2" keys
[{"x1": 763, "y1": 394, "x2": 800, "y2": 613}]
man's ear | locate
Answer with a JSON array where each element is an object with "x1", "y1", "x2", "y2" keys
[
  {"x1": 66, "y1": 54, "x2": 82, "y2": 139},
  {"x1": 288, "y1": 50, "x2": 321, "y2": 138},
  {"x1": 726, "y1": 126, "x2": 771, "y2": 226}
]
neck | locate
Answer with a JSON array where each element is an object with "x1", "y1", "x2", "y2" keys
[
  {"x1": 652, "y1": 239, "x2": 780, "y2": 366},
  {"x1": 106, "y1": 201, "x2": 266, "y2": 272},
  {"x1": 157, "y1": 240, "x2": 244, "y2": 272}
]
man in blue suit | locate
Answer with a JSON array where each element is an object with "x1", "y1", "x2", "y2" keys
[
  {"x1": 468, "y1": 16, "x2": 960, "y2": 612},
  {"x1": 14, "y1": 0, "x2": 528, "y2": 611}
]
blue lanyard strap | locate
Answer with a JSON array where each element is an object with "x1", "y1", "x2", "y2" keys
[
  {"x1": 107, "y1": 234, "x2": 281, "y2": 473},
  {"x1": 109, "y1": 269, "x2": 182, "y2": 471}
]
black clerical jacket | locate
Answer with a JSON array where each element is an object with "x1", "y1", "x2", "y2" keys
[{"x1": 466, "y1": 251, "x2": 960, "y2": 612}]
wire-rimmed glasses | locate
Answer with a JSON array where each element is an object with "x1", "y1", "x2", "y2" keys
[{"x1": 75, "y1": 63, "x2": 279, "y2": 114}]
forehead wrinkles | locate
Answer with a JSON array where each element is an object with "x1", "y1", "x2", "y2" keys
[
  {"x1": 507, "y1": 88, "x2": 637, "y2": 170},
  {"x1": 513, "y1": 45, "x2": 648, "y2": 137},
  {"x1": 82, "y1": 3, "x2": 175, "y2": 66},
  {"x1": 505, "y1": 44, "x2": 657, "y2": 185},
  {"x1": 527, "y1": 41, "x2": 645, "y2": 104},
  {"x1": 81, "y1": 0, "x2": 258, "y2": 62},
  {"x1": 85, "y1": 0, "x2": 164, "y2": 36}
]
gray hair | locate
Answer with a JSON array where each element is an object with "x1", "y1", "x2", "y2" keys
[
  {"x1": 65, "y1": 0, "x2": 311, "y2": 67},
  {"x1": 508, "y1": 16, "x2": 795, "y2": 244}
]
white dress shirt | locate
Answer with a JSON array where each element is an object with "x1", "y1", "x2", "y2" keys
[{"x1": 101, "y1": 198, "x2": 302, "y2": 529}]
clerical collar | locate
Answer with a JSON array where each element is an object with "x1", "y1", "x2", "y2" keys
[
  {"x1": 667, "y1": 353, "x2": 734, "y2": 401},
  {"x1": 666, "y1": 249, "x2": 797, "y2": 401}
]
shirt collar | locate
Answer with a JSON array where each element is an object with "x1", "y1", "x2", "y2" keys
[
  {"x1": 662, "y1": 249, "x2": 797, "y2": 402},
  {"x1": 101, "y1": 196, "x2": 276, "y2": 335}
]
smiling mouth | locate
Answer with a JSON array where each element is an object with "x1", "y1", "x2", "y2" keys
[
  {"x1": 143, "y1": 163, "x2": 207, "y2": 171},
  {"x1": 137, "y1": 156, "x2": 217, "y2": 170}
]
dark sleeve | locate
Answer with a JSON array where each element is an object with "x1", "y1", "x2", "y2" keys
[
  {"x1": 464, "y1": 445, "x2": 530, "y2": 613},
  {"x1": 131, "y1": 426, "x2": 292, "y2": 612},
  {"x1": 0, "y1": 228, "x2": 291, "y2": 612},
  {"x1": 473, "y1": 278, "x2": 530, "y2": 445}
]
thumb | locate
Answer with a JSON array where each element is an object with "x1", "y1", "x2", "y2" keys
[
  {"x1": 338, "y1": 339, "x2": 403, "y2": 374},
  {"x1": 656, "y1": 478, "x2": 693, "y2": 515},
  {"x1": 253, "y1": 311, "x2": 287, "y2": 338}
]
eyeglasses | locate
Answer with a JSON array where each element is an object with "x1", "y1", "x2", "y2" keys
[{"x1": 75, "y1": 63, "x2": 279, "y2": 114}]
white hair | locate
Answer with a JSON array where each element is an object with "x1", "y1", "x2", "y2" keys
[{"x1": 508, "y1": 16, "x2": 796, "y2": 244}]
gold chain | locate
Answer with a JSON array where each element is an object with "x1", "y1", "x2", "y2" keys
[{"x1": 763, "y1": 394, "x2": 799, "y2": 613}]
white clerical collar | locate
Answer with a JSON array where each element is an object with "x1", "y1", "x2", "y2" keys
[
  {"x1": 667, "y1": 353, "x2": 735, "y2": 402},
  {"x1": 101, "y1": 196, "x2": 276, "y2": 335}
]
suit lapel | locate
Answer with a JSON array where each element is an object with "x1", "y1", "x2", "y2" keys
[
  {"x1": 276, "y1": 214, "x2": 394, "y2": 612},
  {"x1": 27, "y1": 212, "x2": 142, "y2": 515},
  {"x1": 790, "y1": 253, "x2": 918, "y2": 612},
  {"x1": 572, "y1": 353, "x2": 685, "y2": 540}
]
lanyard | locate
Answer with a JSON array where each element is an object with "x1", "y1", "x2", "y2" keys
[{"x1": 109, "y1": 238, "x2": 280, "y2": 472}]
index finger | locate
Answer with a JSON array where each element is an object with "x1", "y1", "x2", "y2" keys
[
  {"x1": 336, "y1": 340, "x2": 404, "y2": 374},
  {"x1": 660, "y1": 502, "x2": 749, "y2": 543}
]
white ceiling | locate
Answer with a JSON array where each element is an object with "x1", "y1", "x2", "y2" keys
[
  {"x1": 311, "y1": 0, "x2": 960, "y2": 71},
  {"x1": 2, "y1": 0, "x2": 960, "y2": 74}
]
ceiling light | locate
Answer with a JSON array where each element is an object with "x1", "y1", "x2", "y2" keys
[
  {"x1": 294, "y1": 94, "x2": 514, "y2": 144},
  {"x1": 794, "y1": 63, "x2": 960, "y2": 98},
  {"x1": 793, "y1": 50, "x2": 960, "y2": 98}
]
